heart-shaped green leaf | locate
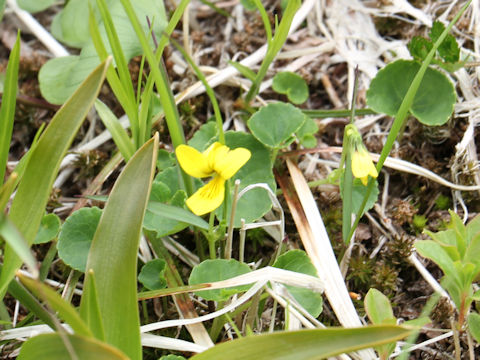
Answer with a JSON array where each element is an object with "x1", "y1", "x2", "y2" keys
[
  {"x1": 138, "y1": 259, "x2": 167, "y2": 291},
  {"x1": 272, "y1": 72, "x2": 309, "y2": 104},
  {"x1": 273, "y1": 250, "x2": 323, "y2": 317},
  {"x1": 57, "y1": 207, "x2": 102, "y2": 272},
  {"x1": 366, "y1": 60, "x2": 456, "y2": 126},
  {"x1": 34, "y1": 213, "x2": 61, "y2": 244},
  {"x1": 248, "y1": 102, "x2": 306, "y2": 148},
  {"x1": 216, "y1": 132, "x2": 276, "y2": 227},
  {"x1": 17, "y1": 0, "x2": 55, "y2": 13},
  {"x1": 189, "y1": 259, "x2": 251, "y2": 302}
]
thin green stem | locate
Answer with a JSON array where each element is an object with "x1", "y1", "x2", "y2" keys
[
  {"x1": 253, "y1": 0, "x2": 272, "y2": 46},
  {"x1": 225, "y1": 180, "x2": 240, "y2": 259},
  {"x1": 39, "y1": 241, "x2": 58, "y2": 281},
  {"x1": 244, "y1": 0, "x2": 300, "y2": 104},
  {"x1": 302, "y1": 108, "x2": 377, "y2": 118},
  {"x1": 223, "y1": 313, "x2": 243, "y2": 338},
  {"x1": 342, "y1": 151, "x2": 353, "y2": 243},
  {"x1": 167, "y1": 35, "x2": 225, "y2": 144}
]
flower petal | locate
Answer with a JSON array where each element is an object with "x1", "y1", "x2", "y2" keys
[
  {"x1": 214, "y1": 147, "x2": 251, "y2": 180},
  {"x1": 176, "y1": 144, "x2": 214, "y2": 178},
  {"x1": 352, "y1": 149, "x2": 378, "y2": 185},
  {"x1": 186, "y1": 176, "x2": 225, "y2": 216}
]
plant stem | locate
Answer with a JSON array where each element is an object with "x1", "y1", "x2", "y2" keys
[{"x1": 225, "y1": 180, "x2": 240, "y2": 260}]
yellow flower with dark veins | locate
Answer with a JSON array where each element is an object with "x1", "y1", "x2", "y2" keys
[
  {"x1": 176, "y1": 142, "x2": 251, "y2": 216},
  {"x1": 351, "y1": 146, "x2": 378, "y2": 186}
]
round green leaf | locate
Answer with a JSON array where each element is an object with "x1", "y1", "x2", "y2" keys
[
  {"x1": 296, "y1": 116, "x2": 318, "y2": 148},
  {"x1": 144, "y1": 188, "x2": 189, "y2": 237},
  {"x1": 248, "y1": 102, "x2": 306, "y2": 148},
  {"x1": 366, "y1": 60, "x2": 456, "y2": 126},
  {"x1": 138, "y1": 259, "x2": 167, "y2": 291},
  {"x1": 189, "y1": 259, "x2": 251, "y2": 302},
  {"x1": 57, "y1": 207, "x2": 102, "y2": 272},
  {"x1": 159, "y1": 356, "x2": 186, "y2": 360},
  {"x1": 17, "y1": 0, "x2": 55, "y2": 13},
  {"x1": 272, "y1": 72, "x2": 309, "y2": 104},
  {"x1": 273, "y1": 250, "x2": 323, "y2": 317},
  {"x1": 34, "y1": 213, "x2": 61, "y2": 244},
  {"x1": 216, "y1": 132, "x2": 276, "y2": 227},
  {"x1": 188, "y1": 121, "x2": 217, "y2": 151},
  {"x1": 38, "y1": 56, "x2": 80, "y2": 105}
]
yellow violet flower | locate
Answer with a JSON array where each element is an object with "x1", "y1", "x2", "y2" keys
[
  {"x1": 176, "y1": 142, "x2": 251, "y2": 216},
  {"x1": 345, "y1": 124, "x2": 378, "y2": 186},
  {"x1": 351, "y1": 146, "x2": 378, "y2": 186}
]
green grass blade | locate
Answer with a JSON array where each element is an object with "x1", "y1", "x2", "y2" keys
[
  {"x1": 6, "y1": 278, "x2": 57, "y2": 329},
  {"x1": 17, "y1": 333, "x2": 129, "y2": 360},
  {"x1": 0, "y1": 32, "x2": 20, "y2": 182},
  {"x1": 17, "y1": 273, "x2": 93, "y2": 337},
  {"x1": 191, "y1": 325, "x2": 413, "y2": 360},
  {"x1": 95, "y1": 0, "x2": 139, "y2": 145},
  {"x1": 0, "y1": 172, "x2": 17, "y2": 212},
  {"x1": 96, "y1": 0, "x2": 135, "y2": 102},
  {"x1": 81, "y1": 134, "x2": 158, "y2": 360},
  {"x1": 95, "y1": 99, "x2": 135, "y2": 160},
  {"x1": 0, "y1": 215, "x2": 38, "y2": 278},
  {"x1": 0, "y1": 58, "x2": 111, "y2": 301},
  {"x1": 88, "y1": 4, "x2": 139, "y2": 146}
]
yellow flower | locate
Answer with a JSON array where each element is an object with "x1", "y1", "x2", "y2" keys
[
  {"x1": 351, "y1": 147, "x2": 378, "y2": 186},
  {"x1": 176, "y1": 142, "x2": 251, "y2": 216}
]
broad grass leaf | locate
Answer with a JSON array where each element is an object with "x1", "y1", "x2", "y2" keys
[
  {"x1": 272, "y1": 72, "x2": 309, "y2": 104},
  {"x1": 17, "y1": 273, "x2": 92, "y2": 337},
  {"x1": 366, "y1": 60, "x2": 456, "y2": 126},
  {"x1": 81, "y1": 135, "x2": 158, "y2": 360},
  {"x1": 273, "y1": 250, "x2": 323, "y2": 317},
  {"x1": 34, "y1": 213, "x2": 61, "y2": 244},
  {"x1": 248, "y1": 102, "x2": 306, "y2": 148},
  {"x1": 190, "y1": 325, "x2": 413, "y2": 360},
  {"x1": 0, "y1": 32, "x2": 19, "y2": 182},
  {"x1": 17, "y1": 333, "x2": 128, "y2": 360},
  {"x1": 0, "y1": 59, "x2": 109, "y2": 300},
  {"x1": 138, "y1": 259, "x2": 167, "y2": 291},
  {"x1": 189, "y1": 259, "x2": 251, "y2": 302},
  {"x1": 57, "y1": 207, "x2": 102, "y2": 272}
]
